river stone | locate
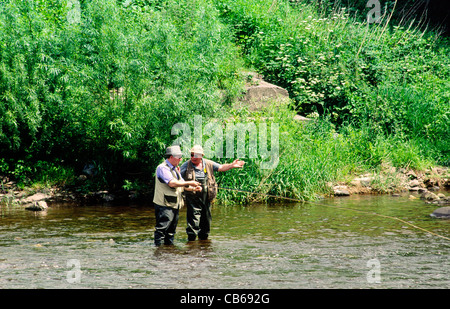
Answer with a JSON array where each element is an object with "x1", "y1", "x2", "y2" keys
[
  {"x1": 334, "y1": 189, "x2": 350, "y2": 196},
  {"x1": 293, "y1": 114, "x2": 312, "y2": 122},
  {"x1": 406, "y1": 171, "x2": 417, "y2": 179},
  {"x1": 430, "y1": 207, "x2": 450, "y2": 219},
  {"x1": 23, "y1": 193, "x2": 50, "y2": 203},
  {"x1": 408, "y1": 179, "x2": 420, "y2": 187},
  {"x1": 25, "y1": 201, "x2": 48, "y2": 211},
  {"x1": 444, "y1": 179, "x2": 450, "y2": 188},
  {"x1": 421, "y1": 191, "x2": 439, "y2": 201},
  {"x1": 418, "y1": 188, "x2": 428, "y2": 194}
]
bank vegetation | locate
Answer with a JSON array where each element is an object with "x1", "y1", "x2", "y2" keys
[{"x1": 1, "y1": 0, "x2": 449, "y2": 204}]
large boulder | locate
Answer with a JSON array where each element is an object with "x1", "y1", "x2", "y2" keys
[
  {"x1": 421, "y1": 191, "x2": 439, "y2": 201},
  {"x1": 23, "y1": 193, "x2": 50, "y2": 203},
  {"x1": 22, "y1": 193, "x2": 50, "y2": 211},
  {"x1": 430, "y1": 207, "x2": 450, "y2": 219},
  {"x1": 235, "y1": 72, "x2": 289, "y2": 111}
]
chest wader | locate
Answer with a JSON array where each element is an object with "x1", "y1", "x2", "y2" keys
[{"x1": 184, "y1": 160, "x2": 215, "y2": 241}]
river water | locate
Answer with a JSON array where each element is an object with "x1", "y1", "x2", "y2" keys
[{"x1": 0, "y1": 194, "x2": 449, "y2": 289}]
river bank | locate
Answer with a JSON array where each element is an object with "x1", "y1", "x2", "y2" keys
[
  {"x1": 331, "y1": 166, "x2": 450, "y2": 203},
  {"x1": 1, "y1": 166, "x2": 449, "y2": 211}
]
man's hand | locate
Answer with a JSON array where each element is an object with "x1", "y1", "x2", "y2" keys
[
  {"x1": 187, "y1": 180, "x2": 201, "y2": 187},
  {"x1": 218, "y1": 159, "x2": 246, "y2": 172},
  {"x1": 185, "y1": 184, "x2": 202, "y2": 192},
  {"x1": 192, "y1": 185, "x2": 202, "y2": 192},
  {"x1": 231, "y1": 159, "x2": 245, "y2": 168}
]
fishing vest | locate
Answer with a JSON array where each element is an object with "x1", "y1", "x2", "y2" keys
[
  {"x1": 153, "y1": 162, "x2": 184, "y2": 209},
  {"x1": 184, "y1": 159, "x2": 217, "y2": 202}
]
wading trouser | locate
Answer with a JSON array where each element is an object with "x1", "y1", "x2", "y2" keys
[
  {"x1": 186, "y1": 179, "x2": 211, "y2": 241},
  {"x1": 154, "y1": 204, "x2": 179, "y2": 246}
]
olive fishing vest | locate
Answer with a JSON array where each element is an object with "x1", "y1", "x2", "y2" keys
[
  {"x1": 153, "y1": 162, "x2": 184, "y2": 209},
  {"x1": 184, "y1": 159, "x2": 217, "y2": 202}
]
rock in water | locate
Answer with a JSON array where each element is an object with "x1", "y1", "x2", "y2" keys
[
  {"x1": 334, "y1": 189, "x2": 350, "y2": 196},
  {"x1": 430, "y1": 207, "x2": 450, "y2": 219},
  {"x1": 25, "y1": 201, "x2": 48, "y2": 211}
]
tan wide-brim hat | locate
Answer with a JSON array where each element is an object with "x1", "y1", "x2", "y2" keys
[{"x1": 190, "y1": 145, "x2": 204, "y2": 155}]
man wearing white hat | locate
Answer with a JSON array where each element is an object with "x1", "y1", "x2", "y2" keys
[
  {"x1": 153, "y1": 145, "x2": 202, "y2": 246},
  {"x1": 180, "y1": 145, "x2": 245, "y2": 241}
]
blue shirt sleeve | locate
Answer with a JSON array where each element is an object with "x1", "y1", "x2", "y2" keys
[
  {"x1": 156, "y1": 165, "x2": 174, "y2": 184},
  {"x1": 156, "y1": 160, "x2": 185, "y2": 184}
]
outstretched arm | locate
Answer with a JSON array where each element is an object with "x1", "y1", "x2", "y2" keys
[{"x1": 218, "y1": 159, "x2": 245, "y2": 172}]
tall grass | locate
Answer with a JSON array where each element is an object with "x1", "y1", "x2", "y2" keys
[{"x1": 213, "y1": 104, "x2": 435, "y2": 204}]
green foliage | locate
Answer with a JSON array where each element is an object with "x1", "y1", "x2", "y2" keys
[
  {"x1": 0, "y1": 0, "x2": 448, "y2": 201},
  {"x1": 0, "y1": 0, "x2": 243, "y2": 187},
  {"x1": 214, "y1": 106, "x2": 353, "y2": 203},
  {"x1": 0, "y1": 157, "x2": 75, "y2": 188},
  {"x1": 214, "y1": 104, "x2": 437, "y2": 203},
  {"x1": 214, "y1": 0, "x2": 450, "y2": 165}
]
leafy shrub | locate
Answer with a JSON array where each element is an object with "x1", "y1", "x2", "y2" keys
[{"x1": 0, "y1": 0, "x2": 243, "y2": 187}]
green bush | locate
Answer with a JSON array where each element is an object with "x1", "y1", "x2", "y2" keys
[{"x1": 0, "y1": 0, "x2": 243, "y2": 187}]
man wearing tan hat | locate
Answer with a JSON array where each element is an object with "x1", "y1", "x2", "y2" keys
[
  {"x1": 153, "y1": 145, "x2": 202, "y2": 246},
  {"x1": 180, "y1": 145, "x2": 245, "y2": 241}
]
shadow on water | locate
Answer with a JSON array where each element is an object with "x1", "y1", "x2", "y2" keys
[{"x1": 0, "y1": 193, "x2": 449, "y2": 288}]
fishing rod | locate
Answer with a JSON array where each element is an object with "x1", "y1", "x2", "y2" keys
[{"x1": 210, "y1": 184, "x2": 450, "y2": 242}]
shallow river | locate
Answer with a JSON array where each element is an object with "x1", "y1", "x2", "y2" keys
[{"x1": 0, "y1": 194, "x2": 449, "y2": 289}]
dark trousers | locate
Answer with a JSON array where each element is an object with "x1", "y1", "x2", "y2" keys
[
  {"x1": 154, "y1": 204, "x2": 179, "y2": 246},
  {"x1": 185, "y1": 187, "x2": 211, "y2": 241}
]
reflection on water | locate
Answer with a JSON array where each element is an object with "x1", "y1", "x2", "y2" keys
[{"x1": 0, "y1": 194, "x2": 449, "y2": 288}]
